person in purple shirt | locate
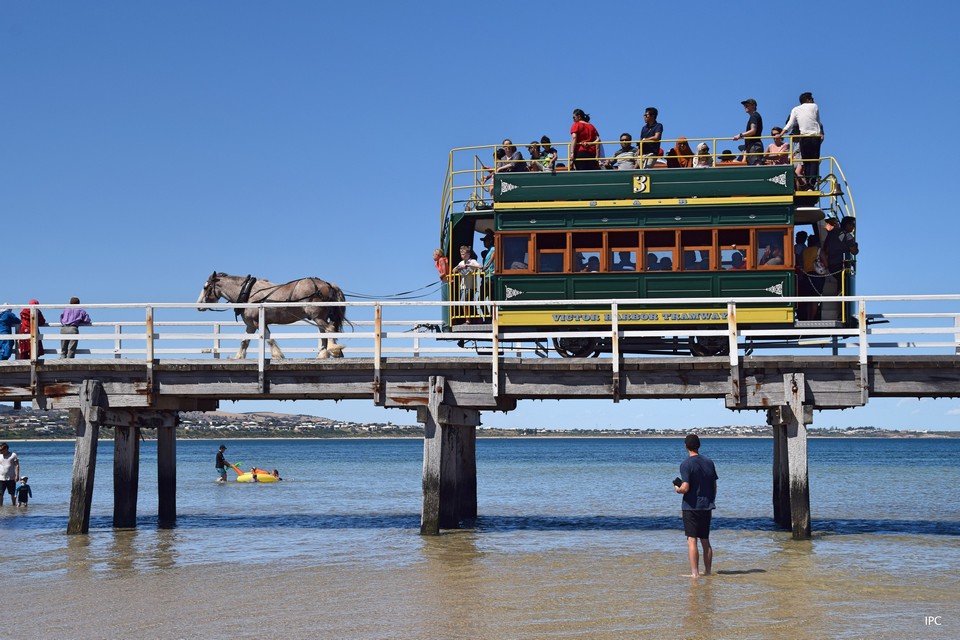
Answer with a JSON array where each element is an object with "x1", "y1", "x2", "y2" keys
[{"x1": 59, "y1": 297, "x2": 92, "y2": 359}]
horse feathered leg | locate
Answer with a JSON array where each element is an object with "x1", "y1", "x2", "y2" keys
[
  {"x1": 267, "y1": 338, "x2": 285, "y2": 360},
  {"x1": 235, "y1": 339, "x2": 250, "y2": 360}
]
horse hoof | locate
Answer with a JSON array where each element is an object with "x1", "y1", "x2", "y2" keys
[
  {"x1": 331, "y1": 349, "x2": 344, "y2": 358},
  {"x1": 317, "y1": 349, "x2": 330, "y2": 359}
]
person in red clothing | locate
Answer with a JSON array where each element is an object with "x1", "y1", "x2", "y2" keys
[
  {"x1": 433, "y1": 249, "x2": 449, "y2": 282},
  {"x1": 18, "y1": 300, "x2": 46, "y2": 360},
  {"x1": 569, "y1": 108, "x2": 601, "y2": 171}
]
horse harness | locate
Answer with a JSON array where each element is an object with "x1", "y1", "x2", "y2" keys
[{"x1": 235, "y1": 275, "x2": 258, "y2": 319}]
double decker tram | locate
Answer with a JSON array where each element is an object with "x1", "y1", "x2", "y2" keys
[{"x1": 439, "y1": 137, "x2": 857, "y2": 357}]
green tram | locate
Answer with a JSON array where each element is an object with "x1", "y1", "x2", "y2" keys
[{"x1": 439, "y1": 140, "x2": 856, "y2": 357}]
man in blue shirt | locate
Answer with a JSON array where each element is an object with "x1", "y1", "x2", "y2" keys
[
  {"x1": 675, "y1": 433, "x2": 718, "y2": 577},
  {"x1": 638, "y1": 107, "x2": 663, "y2": 168}
]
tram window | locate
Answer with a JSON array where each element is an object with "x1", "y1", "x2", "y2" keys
[
  {"x1": 682, "y1": 249, "x2": 710, "y2": 271},
  {"x1": 721, "y1": 248, "x2": 748, "y2": 270},
  {"x1": 503, "y1": 235, "x2": 530, "y2": 271},
  {"x1": 576, "y1": 251, "x2": 601, "y2": 272},
  {"x1": 646, "y1": 250, "x2": 674, "y2": 271},
  {"x1": 611, "y1": 250, "x2": 637, "y2": 271},
  {"x1": 758, "y1": 230, "x2": 787, "y2": 267},
  {"x1": 539, "y1": 251, "x2": 564, "y2": 273}
]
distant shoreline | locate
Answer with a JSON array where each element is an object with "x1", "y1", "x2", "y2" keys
[{"x1": 6, "y1": 433, "x2": 957, "y2": 443}]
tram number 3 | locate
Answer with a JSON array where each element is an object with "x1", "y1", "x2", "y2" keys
[{"x1": 632, "y1": 175, "x2": 651, "y2": 194}]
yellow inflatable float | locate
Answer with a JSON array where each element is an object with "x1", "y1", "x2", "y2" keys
[{"x1": 231, "y1": 465, "x2": 280, "y2": 483}]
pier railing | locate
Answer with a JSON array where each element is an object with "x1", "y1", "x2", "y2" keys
[{"x1": 4, "y1": 295, "x2": 959, "y2": 373}]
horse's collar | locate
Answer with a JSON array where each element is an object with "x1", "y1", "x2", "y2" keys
[{"x1": 235, "y1": 275, "x2": 257, "y2": 317}]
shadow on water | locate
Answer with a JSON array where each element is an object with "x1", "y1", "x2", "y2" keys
[{"x1": 3, "y1": 513, "x2": 958, "y2": 536}]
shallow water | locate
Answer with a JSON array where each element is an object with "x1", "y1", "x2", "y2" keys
[{"x1": 4, "y1": 438, "x2": 959, "y2": 639}]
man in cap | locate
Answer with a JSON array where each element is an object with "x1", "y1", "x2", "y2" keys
[
  {"x1": 732, "y1": 98, "x2": 764, "y2": 165},
  {"x1": 215, "y1": 445, "x2": 230, "y2": 482}
]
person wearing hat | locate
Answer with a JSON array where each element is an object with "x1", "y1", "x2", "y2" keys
[
  {"x1": 16, "y1": 476, "x2": 31, "y2": 507},
  {"x1": 0, "y1": 306, "x2": 19, "y2": 360},
  {"x1": 18, "y1": 300, "x2": 47, "y2": 360},
  {"x1": 0, "y1": 443, "x2": 19, "y2": 505},
  {"x1": 215, "y1": 445, "x2": 231, "y2": 483},
  {"x1": 732, "y1": 98, "x2": 764, "y2": 165}
]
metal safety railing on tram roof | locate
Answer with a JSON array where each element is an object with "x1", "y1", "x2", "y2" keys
[{"x1": 441, "y1": 136, "x2": 856, "y2": 225}]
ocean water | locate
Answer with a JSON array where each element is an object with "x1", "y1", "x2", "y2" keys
[{"x1": 3, "y1": 437, "x2": 959, "y2": 639}]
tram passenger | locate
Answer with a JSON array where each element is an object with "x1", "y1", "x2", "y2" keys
[
  {"x1": 763, "y1": 127, "x2": 790, "y2": 165},
  {"x1": 646, "y1": 253, "x2": 659, "y2": 271},
  {"x1": 729, "y1": 251, "x2": 746, "y2": 270},
  {"x1": 638, "y1": 107, "x2": 663, "y2": 169},
  {"x1": 605, "y1": 134, "x2": 637, "y2": 170},
  {"x1": 614, "y1": 251, "x2": 636, "y2": 271},
  {"x1": 497, "y1": 140, "x2": 527, "y2": 173},
  {"x1": 799, "y1": 234, "x2": 825, "y2": 320},
  {"x1": 527, "y1": 142, "x2": 543, "y2": 172},
  {"x1": 583, "y1": 256, "x2": 600, "y2": 272},
  {"x1": 658, "y1": 256, "x2": 673, "y2": 271},
  {"x1": 782, "y1": 92, "x2": 824, "y2": 189},
  {"x1": 717, "y1": 149, "x2": 739, "y2": 165},
  {"x1": 454, "y1": 245, "x2": 481, "y2": 322},
  {"x1": 693, "y1": 142, "x2": 713, "y2": 168},
  {"x1": 570, "y1": 109, "x2": 601, "y2": 171},
  {"x1": 732, "y1": 98, "x2": 764, "y2": 165},
  {"x1": 759, "y1": 245, "x2": 784, "y2": 266},
  {"x1": 823, "y1": 216, "x2": 858, "y2": 281},
  {"x1": 794, "y1": 231, "x2": 808, "y2": 264},
  {"x1": 481, "y1": 148, "x2": 506, "y2": 194},
  {"x1": 540, "y1": 136, "x2": 559, "y2": 173},
  {"x1": 433, "y1": 249, "x2": 449, "y2": 283},
  {"x1": 671, "y1": 137, "x2": 695, "y2": 168}
]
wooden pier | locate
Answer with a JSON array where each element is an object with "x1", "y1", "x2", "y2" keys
[{"x1": 1, "y1": 294, "x2": 958, "y2": 539}]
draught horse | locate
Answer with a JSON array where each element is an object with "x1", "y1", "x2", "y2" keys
[{"x1": 197, "y1": 272, "x2": 347, "y2": 359}]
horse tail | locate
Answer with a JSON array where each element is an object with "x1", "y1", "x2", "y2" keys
[{"x1": 326, "y1": 282, "x2": 350, "y2": 332}]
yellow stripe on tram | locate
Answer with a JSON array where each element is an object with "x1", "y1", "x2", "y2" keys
[{"x1": 494, "y1": 195, "x2": 794, "y2": 211}]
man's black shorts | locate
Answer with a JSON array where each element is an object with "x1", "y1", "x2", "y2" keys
[
  {"x1": 682, "y1": 509, "x2": 713, "y2": 539},
  {"x1": 0, "y1": 480, "x2": 16, "y2": 497}
]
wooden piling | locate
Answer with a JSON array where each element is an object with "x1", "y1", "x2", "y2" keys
[
  {"x1": 418, "y1": 376, "x2": 480, "y2": 535},
  {"x1": 68, "y1": 380, "x2": 106, "y2": 535},
  {"x1": 157, "y1": 420, "x2": 177, "y2": 529},
  {"x1": 770, "y1": 409, "x2": 791, "y2": 530},
  {"x1": 769, "y1": 373, "x2": 812, "y2": 539},
  {"x1": 113, "y1": 425, "x2": 140, "y2": 529}
]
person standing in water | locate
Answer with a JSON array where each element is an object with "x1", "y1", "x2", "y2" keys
[
  {"x1": 675, "y1": 434, "x2": 718, "y2": 577},
  {"x1": 215, "y1": 445, "x2": 230, "y2": 482}
]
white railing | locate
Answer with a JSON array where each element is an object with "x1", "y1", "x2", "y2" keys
[{"x1": 2, "y1": 296, "x2": 958, "y2": 375}]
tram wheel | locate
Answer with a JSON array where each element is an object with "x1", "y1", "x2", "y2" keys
[
  {"x1": 553, "y1": 337, "x2": 599, "y2": 358},
  {"x1": 689, "y1": 336, "x2": 730, "y2": 357}
]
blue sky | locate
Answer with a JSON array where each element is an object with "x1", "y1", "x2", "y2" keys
[{"x1": 2, "y1": 2, "x2": 958, "y2": 430}]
